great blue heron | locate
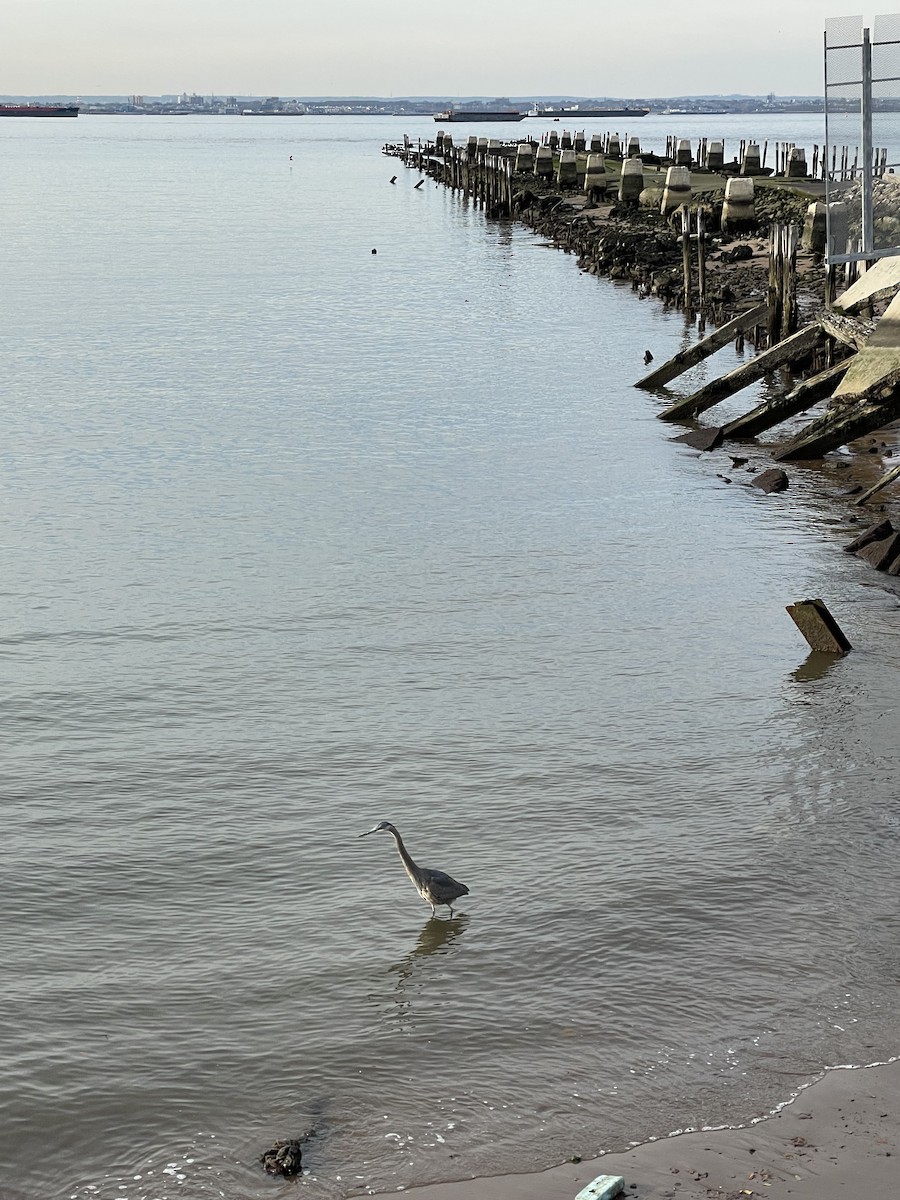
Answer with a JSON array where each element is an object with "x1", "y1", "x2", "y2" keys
[{"x1": 358, "y1": 821, "x2": 469, "y2": 917}]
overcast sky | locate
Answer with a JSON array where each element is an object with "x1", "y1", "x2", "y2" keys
[{"x1": 0, "y1": 1, "x2": 861, "y2": 96}]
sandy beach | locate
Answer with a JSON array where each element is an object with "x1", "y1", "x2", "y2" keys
[{"x1": 376, "y1": 1060, "x2": 899, "y2": 1200}]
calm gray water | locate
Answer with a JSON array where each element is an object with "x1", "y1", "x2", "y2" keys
[{"x1": 1, "y1": 114, "x2": 899, "y2": 1200}]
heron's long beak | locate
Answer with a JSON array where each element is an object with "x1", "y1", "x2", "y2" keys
[{"x1": 358, "y1": 829, "x2": 375, "y2": 838}]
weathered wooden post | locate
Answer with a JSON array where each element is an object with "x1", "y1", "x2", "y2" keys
[{"x1": 680, "y1": 206, "x2": 693, "y2": 313}]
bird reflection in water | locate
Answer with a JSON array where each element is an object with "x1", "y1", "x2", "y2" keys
[{"x1": 387, "y1": 915, "x2": 470, "y2": 1029}]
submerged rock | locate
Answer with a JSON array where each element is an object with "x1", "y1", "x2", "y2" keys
[{"x1": 261, "y1": 1138, "x2": 304, "y2": 1177}]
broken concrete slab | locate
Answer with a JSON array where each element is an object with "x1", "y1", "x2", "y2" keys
[
  {"x1": 833, "y1": 254, "x2": 900, "y2": 314},
  {"x1": 843, "y1": 518, "x2": 894, "y2": 553},
  {"x1": 856, "y1": 531, "x2": 900, "y2": 570},
  {"x1": 786, "y1": 598, "x2": 852, "y2": 654},
  {"x1": 671, "y1": 426, "x2": 724, "y2": 451}
]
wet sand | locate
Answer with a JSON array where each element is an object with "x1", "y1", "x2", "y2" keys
[{"x1": 375, "y1": 1060, "x2": 899, "y2": 1200}]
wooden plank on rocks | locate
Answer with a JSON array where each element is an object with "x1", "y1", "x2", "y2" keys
[
  {"x1": 722, "y1": 359, "x2": 852, "y2": 441},
  {"x1": 636, "y1": 303, "x2": 768, "y2": 389},
  {"x1": 659, "y1": 322, "x2": 824, "y2": 422},
  {"x1": 854, "y1": 461, "x2": 900, "y2": 506}
]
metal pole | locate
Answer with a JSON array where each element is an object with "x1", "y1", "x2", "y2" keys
[{"x1": 861, "y1": 26, "x2": 874, "y2": 257}]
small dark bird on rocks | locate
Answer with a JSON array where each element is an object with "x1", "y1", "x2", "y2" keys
[{"x1": 644, "y1": 350, "x2": 653, "y2": 364}]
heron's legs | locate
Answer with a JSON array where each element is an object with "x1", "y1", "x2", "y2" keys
[{"x1": 430, "y1": 903, "x2": 436, "y2": 917}]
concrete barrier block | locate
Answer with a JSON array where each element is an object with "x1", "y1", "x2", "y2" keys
[
  {"x1": 722, "y1": 176, "x2": 755, "y2": 230},
  {"x1": 557, "y1": 147, "x2": 578, "y2": 186},
  {"x1": 661, "y1": 164, "x2": 691, "y2": 215},
  {"x1": 785, "y1": 598, "x2": 852, "y2": 654},
  {"x1": 706, "y1": 140, "x2": 725, "y2": 171},
  {"x1": 618, "y1": 156, "x2": 644, "y2": 204},
  {"x1": 534, "y1": 144, "x2": 554, "y2": 178},
  {"x1": 574, "y1": 1175, "x2": 625, "y2": 1200}
]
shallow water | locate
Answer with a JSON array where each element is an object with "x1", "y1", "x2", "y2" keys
[{"x1": 0, "y1": 114, "x2": 898, "y2": 1200}]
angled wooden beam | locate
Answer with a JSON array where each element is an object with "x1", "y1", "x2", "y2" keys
[
  {"x1": 722, "y1": 359, "x2": 852, "y2": 441},
  {"x1": 773, "y1": 384, "x2": 900, "y2": 461},
  {"x1": 853, "y1": 460, "x2": 900, "y2": 506},
  {"x1": 636, "y1": 302, "x2": 768, "y2": 390},
  {"x1": 820, "y1": 311, "x2": 877, "y2": 352},
  {"x1": 659, "y1": 322, "x2": 824, "y2": 422}
]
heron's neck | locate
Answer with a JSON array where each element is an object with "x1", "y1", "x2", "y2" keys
[{"x1": 390, "y1": 830, "x2": 421, "y2": 884}]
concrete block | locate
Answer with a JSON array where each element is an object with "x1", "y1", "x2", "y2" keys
[
  {"x1": 785, "y1": 599, "x2": 852, "y2": 653},
  {"x1": 607, "y1": 134, "x2": 622, "y2": 158},
  {"x1": 843, "y1": 518, "x2": 894, "y2": 553},
  {"x1": 675, "y1": 138, "x2": 692, "y2": 167},
  {"x1": 722, "y1": 176, "x2": 755, "y2": 230},
  {"x1": 827, "y1": 201, "x2": 849, "y2": 258},
  {"x1": 787, "y1": 146, "x2": 808, "y2": 178},
  {"x1": 574, "y1": 131, "x2": 585, "y2": 152},
  {"x1": 856, "y1": 531, "x2": 900, "y2": 569},
  {"x1": 742, "y1": 142, "x2": 762, "y2": 175},
  {"x1": 584, "y1": 153, "x2": 608, "y2": 197},
  {"x1": 514, "y1": 142, "x2": 534, "y2": 172},
  {"x1": 534, "y1": 144, "x2": 554, "y2": 178},
  {"x1": 560, "y1": 130, "x2": 572, "y2": 150},
  {"x1": 557, "y1": 147, "x2": 578, "y2": 186},
  {"x1": 574, "y1": 1176, "x2": 625, "y2": 1200},
  {"x1": 661, "y1": 164, "x2": 691, "y2": 215},
  {"x1": 802, "y1": 202, "x2": 827, "y2": 254},
  {"x1": 618, "y1": 156, "x2": 644, "y2": 204},
  {"x1": 627, "y1": 136, "x2": 641, "y2": 157},
  {"x1": 589, "y1": 133, "x2": 604, "y2": 153},
  {"x1": 706, "y1": 140, "x2": 725, "y2": 171}
]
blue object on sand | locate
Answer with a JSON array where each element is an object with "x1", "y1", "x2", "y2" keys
[{"x1": 574, "y1": 1175, "x2": 625, "y2": 1200}]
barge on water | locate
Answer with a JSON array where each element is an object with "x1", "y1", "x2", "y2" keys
[
  {"x1": 529, "y1": 106, "x2": 650, "y2": 118},
  {"x1": 433, "y1": 109, "x2": 525, "y2": 122},
  {"x1": 0, "y1": 104, "x2": 79, "y2": 117}
]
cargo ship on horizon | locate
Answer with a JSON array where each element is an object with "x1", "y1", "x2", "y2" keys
[{"x1": 0, "y1": 104, "x2": 79, "y2": 117}]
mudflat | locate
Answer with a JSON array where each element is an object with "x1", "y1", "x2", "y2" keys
[{"x1": 375, "y1": 1060, "x2": 899, "y2": 1200}]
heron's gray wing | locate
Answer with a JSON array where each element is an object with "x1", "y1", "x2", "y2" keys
[{"x1": 423, "y1": 867, "x2": 469, "y2": 897}]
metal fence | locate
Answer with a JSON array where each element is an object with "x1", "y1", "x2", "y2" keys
[{"x1": 824, "y1": 13, "x2": 900, "y2": 264}]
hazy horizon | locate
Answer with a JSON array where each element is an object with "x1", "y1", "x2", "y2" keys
[{"x1": 2, "y1": 0, "x2": 848, "y2": 97}]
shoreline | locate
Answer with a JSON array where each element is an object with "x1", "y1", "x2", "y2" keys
[{"x1": 370, "y1": 1057, "x2": 900, "y2": 1200}]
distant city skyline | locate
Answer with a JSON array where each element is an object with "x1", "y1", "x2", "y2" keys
[{"x1": 0, "y1": 0, "x2": 857, "y2": 97}]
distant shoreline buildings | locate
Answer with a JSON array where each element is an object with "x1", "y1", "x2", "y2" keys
[{"x1": 1, "y1": 93, "x2": 895, "y2": 117}]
